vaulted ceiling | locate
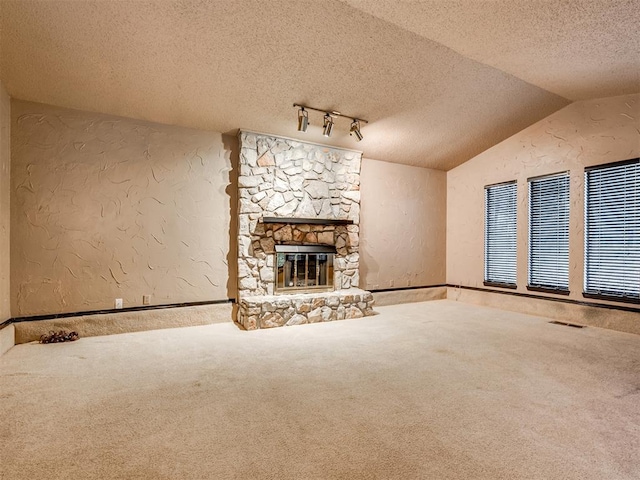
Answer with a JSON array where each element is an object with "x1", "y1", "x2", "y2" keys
[{"x1": 1, "y1": 1, "x2": 637, "y2": 170}]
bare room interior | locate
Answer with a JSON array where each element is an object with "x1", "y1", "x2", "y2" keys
[{"x1": 0, "y1": 1, "x2": 638, "y2": 479}]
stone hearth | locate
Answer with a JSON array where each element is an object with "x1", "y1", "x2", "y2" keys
[
  {"x1": 236, "y1": 130, "x2": 374, "y2": 329},
  {"x1": 239, "y1": 289, "x2": 374, "y2": 330}
]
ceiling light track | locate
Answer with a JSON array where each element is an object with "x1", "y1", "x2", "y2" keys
[{"x1": 293, "y1": 103, "x2": 368, "y2": 141}]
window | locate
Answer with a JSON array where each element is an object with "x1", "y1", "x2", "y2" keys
[
  {"x1": 584, "y1": 159, "x2": 639, "y2": 301},
  {"x1": 528, "y1": 172, "x2": 570, "y2": 292},
  {"x1": 485, "y1": 181, "x2": 517, "y2": 287}
]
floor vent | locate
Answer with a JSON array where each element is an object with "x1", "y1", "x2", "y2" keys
[{"x1": 549, "y1": 320, "x2": 584, "y2": 329}]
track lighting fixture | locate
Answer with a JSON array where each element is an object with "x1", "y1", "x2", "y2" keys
[
  {"x1": 297, "y1": 107, "x2": 308, "y2": 132},
  {"x1": 323, "y1": 114, "x2": 334, "y2": 137},
  {"x1": 293, "y1": 103, "x2": 367, "y2": 141},
  {"x1": 350, "y1": 119, "x2": 363, "y2": 141}
]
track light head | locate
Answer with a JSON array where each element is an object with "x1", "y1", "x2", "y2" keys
[
  {"x1": 293, "y1": 104, "x2": 367, "y2": 140},
  {"x1": 350, "y1": 120, "x2": 363, "y2": 142},
  {"x1": 323, "y1": 114, "x2": 334, "y2": 137},
  {"x1": 297, "y1": 107, "x2": 308, "y2": 132}
]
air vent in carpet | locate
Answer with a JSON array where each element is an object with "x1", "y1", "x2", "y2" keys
[{"x1": 549, "y1": 320, "x2": 584, "y2": 329}]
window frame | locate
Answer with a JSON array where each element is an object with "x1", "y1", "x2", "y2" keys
[
  {"x1": 527, "y1": 171, "x2": 571, "y2": 295},
  {"x1": 484, "y1": 180, "x2": 518, "y2": 289},
  {"x1": 583, "y1": 158, "x2": 640, "y2": 304}
]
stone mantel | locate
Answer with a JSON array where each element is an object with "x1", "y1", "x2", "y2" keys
[{"x1": 262, "y1": 216, "x2": 354, "y2": 225}]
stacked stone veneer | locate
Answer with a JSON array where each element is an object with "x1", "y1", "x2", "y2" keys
[
  {"x1": 236, "y1": 130, "x2": 374, "y2": 329},
  {"x1": 239, "y1": 289, "x2": 375, "y2": 330}
]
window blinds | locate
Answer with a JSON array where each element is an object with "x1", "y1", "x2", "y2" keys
[
  {"x1": 485, "y1": 182, "x2": 517, "y2": 286},
  {"x1": 584, "y1": 160, "x2": 640, "y2": 300},
  {"x1": 528, "y1": 173, "x2": 570, "y2": 290}
]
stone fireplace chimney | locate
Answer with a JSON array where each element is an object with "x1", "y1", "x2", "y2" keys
[{"x1": 236, "y1": 131, "x2": 374, "y2": 329}]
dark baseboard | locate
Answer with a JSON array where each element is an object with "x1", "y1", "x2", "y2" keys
[
  {"x1": 371, "y1": 284, "x2": 447, "y2": 293},
  {"x1": 448, "y1": 284, "x2": 640, "y2": 314},
  {"x1": 2, "y1": 283, "x2": 636, "y2": 330},
  {"x1": 4, "y1": 299, "x2": 235, "y2": 327}
]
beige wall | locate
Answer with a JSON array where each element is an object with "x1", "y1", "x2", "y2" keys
[
  {"x1": 8, "y1": 99, "x2": 449, "y2": 318},
  {"x1": 8, "y1": 94, "x2": 637, "y2": 321},
  {"x1": 11, "y1": 100, "x2": 235, "y2": 317},
  {"x1": 447, "y1": 93, "x2": 640, "y2": 310},
  {"x1": 0, "y1": 82, "x2": 10, "y2": 323},
  {"x1": 360, "y1": 158, "x2": 446, "y2": 290}
]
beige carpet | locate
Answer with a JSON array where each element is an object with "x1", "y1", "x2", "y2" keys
[{"x1": 1, "y1": 300, "x2": 638, "y2": 479}]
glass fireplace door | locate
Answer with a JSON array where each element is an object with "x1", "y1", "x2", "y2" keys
[{"x1": 276, "y1": 248, "x2": 334, "y2": 293}]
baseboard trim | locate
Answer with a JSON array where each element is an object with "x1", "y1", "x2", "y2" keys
[
  {"x1": 447, "y1": 284, "x2": 640, "y2": 314},
  {"x1": 371, "y1": 285, "x2": 448, "y2": 307},
  {"x1": 3, "y1": 285, "x2": 636, "y2": 328},
  {"x1": 372, "y1": 283, "x2": 640, "y2": 315},
  {"x1": 7, "y1": 299, "x2": 236, "y2": 325},
  {"x1": 371, "y1": 284, "x2": 447, "y2": 293},
  {"x1": 447, "y1": 284, "x2": 640, "y2": 335}
]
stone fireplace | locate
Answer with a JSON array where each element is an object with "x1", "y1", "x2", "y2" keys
[{"x1": 236, "y1": 130, "x2": 374, "y2": 329}]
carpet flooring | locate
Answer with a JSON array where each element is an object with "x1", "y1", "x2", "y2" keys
[{"x1": 1, "y1": 300, "x2": 639, "y2": 479}]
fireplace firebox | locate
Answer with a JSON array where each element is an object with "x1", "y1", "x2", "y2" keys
[{"x1": 275, "y1": 245, "x2": 335, "y2": 293}]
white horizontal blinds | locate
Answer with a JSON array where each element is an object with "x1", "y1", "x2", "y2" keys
[
  {"x1": 528, "y1": 173, "x2": 570, "y2": 290},
  {"x1": 485, "y1": 182, "x2": 517, "y2": 285},
  {"x1": 584, "y1": 160, "x2": 640, "y2": 299}
]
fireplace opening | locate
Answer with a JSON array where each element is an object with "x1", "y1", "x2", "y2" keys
[{"x1": 275, "y1": 245, "x2": 335, "y2": 293}]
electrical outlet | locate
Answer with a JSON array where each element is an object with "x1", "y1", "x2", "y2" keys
[
  {"x1": 389, "y1": 279, "x2": 394, "y2": 287},
  {"x1": 115, "y1": 298, "x2": 123, "y2": 309},
  {"x1": 142, "y1": 295, "x2": 151, "y2": 305}
]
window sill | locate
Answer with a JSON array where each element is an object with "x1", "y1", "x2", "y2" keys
[
  {"x1": 483, "y1": 281, "x2": 517, "y2": 290},
  {"x1": 583, "y1": 292, "x2": 640, "y2": 305},
  {"x1": 527, "y1": 286, "x2": 570, "y2": 296}
]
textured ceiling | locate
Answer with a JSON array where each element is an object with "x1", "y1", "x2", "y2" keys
[
  {"x1": 1, "y1": 1, "x2": 630, "y2": 170},
  {"x1": 342, "y1": 0, "x2": 640, "y2": 101}
]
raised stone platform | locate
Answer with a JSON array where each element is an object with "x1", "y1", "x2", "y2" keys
[{"x1": 237, "y1": 288, "x2": 374, "y2": 330}]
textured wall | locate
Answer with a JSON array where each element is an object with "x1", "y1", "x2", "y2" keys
[
  {"x1": 360, "y1": 158, "x2": 446, "y2": 290},
  {"x1": 447, "y1": 93, "x2": 640, "y2": 309},
  {"x1": 0, "y1": 82, "x2": 10, "y2": 322},
  {"x1": 11, "y1": 101, "x2": 234, "y2": 317}
]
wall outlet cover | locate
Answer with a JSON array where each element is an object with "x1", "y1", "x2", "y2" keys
[
  {"x1": 115, "y1": 298, "x2": 123, "y2": 309},
  {"x1": 143, "y1": 295, "x2": 151, "y2": 305}
]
